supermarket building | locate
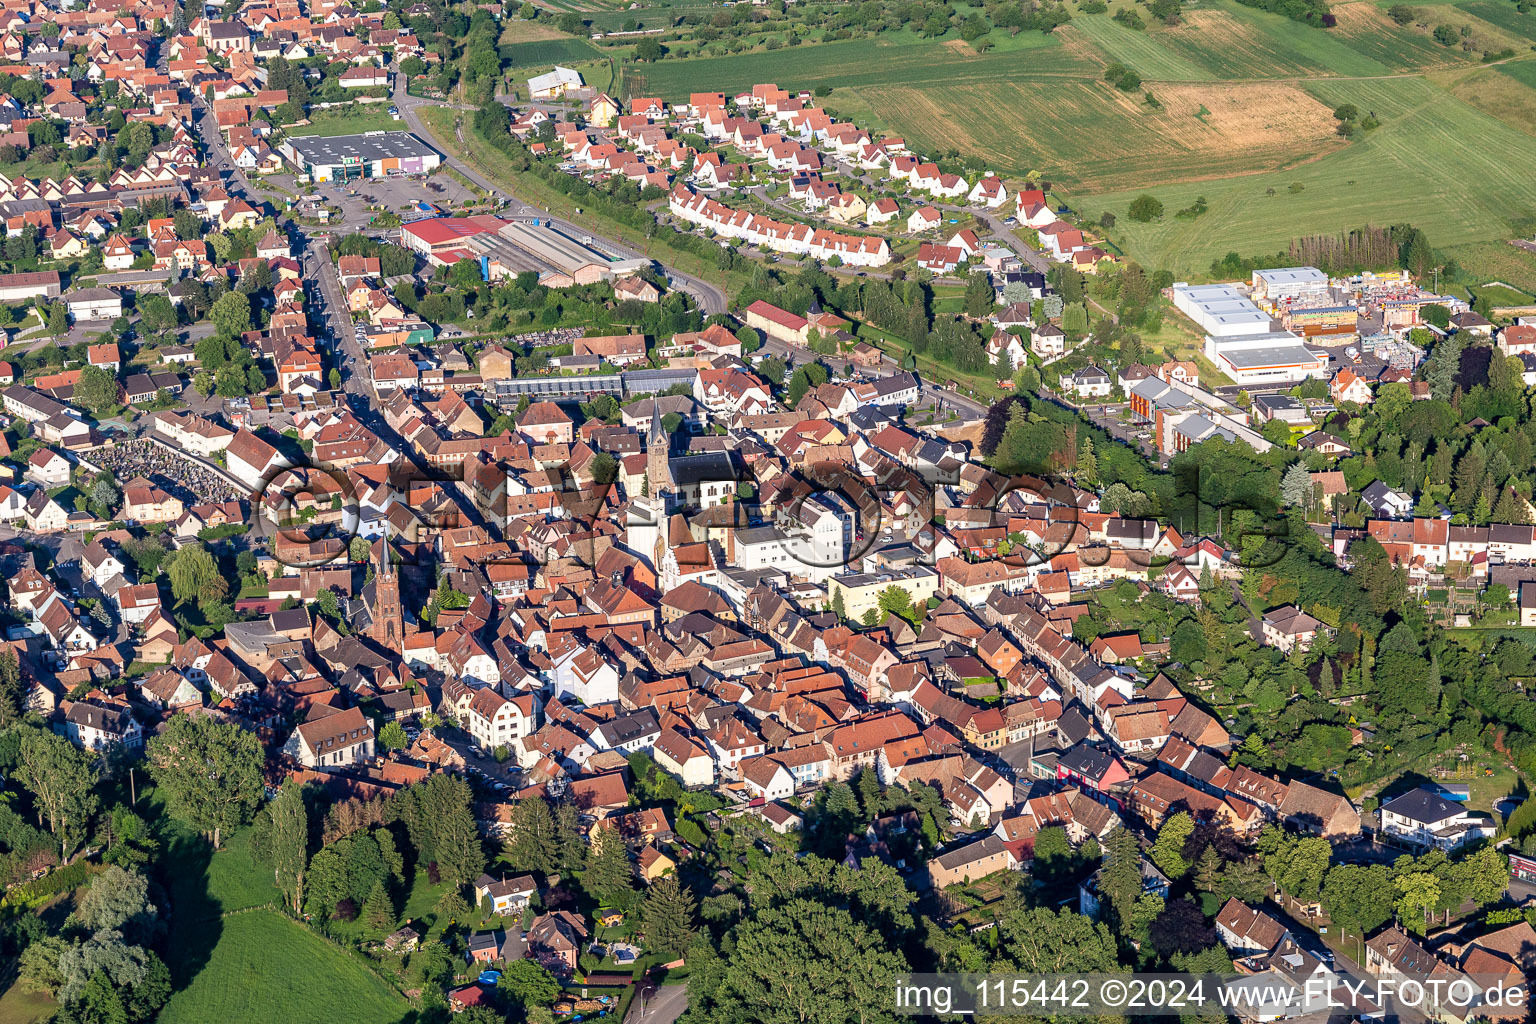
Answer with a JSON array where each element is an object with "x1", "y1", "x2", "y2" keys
[{"x1": 281, "y1": 131, "x2": 442, "y2": 183}]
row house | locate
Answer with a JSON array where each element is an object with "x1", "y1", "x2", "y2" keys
[{"x1": 669, "y1": 185, "x2": 890, "y2": 267}]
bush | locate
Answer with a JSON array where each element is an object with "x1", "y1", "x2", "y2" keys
[
  {"x1": 1127, "y1": 194, "x2": 1164, "y2": 222},
  {"x1": 675, "y1": 816, "x2": 707, "y2": 847}
]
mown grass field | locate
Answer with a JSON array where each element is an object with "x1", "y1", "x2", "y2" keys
[
  {"x1": 1152, "y1": 1, "x2": 1394, "y2": 76},
  {"x1": 1326, "y1": 1, "x2": 1478, "y2": 68},
  {"x1": 150, "y1": 803, "x2": 407, "y2": 1024},
  {"x1": 157, "y1": 912, "x2": 409, "y2": 1024},
  {"x1": 1067, "y1": 15, "x2": 1217, "y2": 80},
  {"x1": 1091, "y1": 76, "x2": 1536, "y2": 272},
  {"x1": 1439, "y1": 62, "x2": 1536, "y2": 135},
  {"x1": 288, "y1": 106, "x2": 400, "y2": 137},
  {"x1": 1497, "y1": 56, "x2": 1536, "y2": 90},
  {"x1": 623, "y1": 31, "x2": 1076, "y2": 100}
]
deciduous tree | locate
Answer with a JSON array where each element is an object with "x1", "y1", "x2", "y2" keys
[
  {"x1": 14, "y1": 727, "x2": 98, "y2": 862},
  {"x1": 145, "y1": 716, "x2": 264, "y2": 849}
]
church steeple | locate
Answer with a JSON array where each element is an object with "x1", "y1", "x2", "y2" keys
[
  {"x1": 646, "y1": 397, "x2": 669, "y2": 500},
  {"x1": 368, "y1": 530, "x2": 403, "y2": 648}
]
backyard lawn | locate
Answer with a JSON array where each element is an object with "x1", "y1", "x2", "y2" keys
[{"x1": 1370, "y1": 748, "x2": 1523, "y2": 821}]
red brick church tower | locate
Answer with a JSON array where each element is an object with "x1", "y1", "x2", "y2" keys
[{"x1": 368, "y1": 537, "x2": 403, "y2": 647}]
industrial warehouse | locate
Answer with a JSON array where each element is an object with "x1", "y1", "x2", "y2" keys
[
  {"x1": 1172, "y1": 278, "x2": 1329, "y2": 386},
  {"x1": 399, "y1": 215, "x2": 651, "y2": 286},
  {"x1": 280, "y1": 131, "x2": 442, "y2": 182}
]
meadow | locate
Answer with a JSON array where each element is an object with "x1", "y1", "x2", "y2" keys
[
  {"x1": 0, "y1": 985, "x2": 54, "y2": 1024},
  {"x1": 156, "y1": 912, "x2": 410, "y2": 1024},
  {"x1": 1444, "y1": 241, "x2": 1536, "y2": 296},
  {"x1": 1321, "y1": 1, "x2": 1480, "y2": 69},
  {"x1": 1092, "y1": 76, "x2": 1536, "y2": 273},
  {"x1": 1455, "y1": 1, "x2": 1536, "y2": 40},
  {"x1": 622, "y1": 32, "x2": 1079, "y2": 100},
  {"x1": 149, "y1": 803, "x2": 408, "y2": 1024},
  {"x1": 1148, "y1": 1, "x2": 1398, "y2": 77},
  {"x1": 1439, "y1": 62, "x2": 1536, "y2": 135}
]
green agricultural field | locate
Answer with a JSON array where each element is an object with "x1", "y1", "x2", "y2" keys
[
  {"x1": 843, "y1": 76, "x2": 1344, "y2": 190},
  {"x1": 1497, "y1": 55, "x2": 1536, "y2": 89},
  {"x1": 1456, "y1": 1, "x2": 1536, "y2": 40},
  {"x1": 1149, "y1": 0, "x2": 1397, "y2": 77},
  {"x1": 1067, "y1": 15, "x2": 1217, "y2": 80},
  {"x1": 1437, "y1": 62, "x2": 1536, "y2": 135},
  {"x1": 157, "y1": 912, "x2": 409, "y2": 1024},
  {"x1": 622, "y1": 33, "x2": 1076, "y2": 100},
  {"x1": 1089, "y1": 76, "x2": 1536, "y2": 274},
  {"x1": 1328, "y1": 1, "x2": 1476, "y2": 69},
  {"x1": 501, "y1": 36, "x2": 604, "y2": 66}
]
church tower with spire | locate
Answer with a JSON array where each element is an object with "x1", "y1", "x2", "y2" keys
[
  {"x1": 646, "y1": 397, "x2": 670, "y2": 505},
  {"x1": 368, "y1": 534, "x2": 403, "y2": 647}
]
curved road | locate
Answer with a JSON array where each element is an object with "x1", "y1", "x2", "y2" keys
[{"x1": 392, "y1": 75, "x2": 728, "y2": 315}]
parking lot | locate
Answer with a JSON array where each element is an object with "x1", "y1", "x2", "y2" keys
[
  {"x1": 441, "y1": 730, "x2": 526, "y2": 791},
  {"x1": 262, "y1": 168, "x2": 492, "y2": 234}
]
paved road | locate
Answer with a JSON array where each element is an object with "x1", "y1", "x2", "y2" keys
[
  {"x1": 625, "y1": 981, "x2": 687, "y2": 1024},
  {"x1": 392, "y1": 75, "x2": 728, "y2": 315},
  {"x1": 187, "y1": 80, "x2": 472, "y2": 520}
]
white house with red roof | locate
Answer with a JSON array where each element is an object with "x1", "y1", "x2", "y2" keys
[
  {"x1": 1331, "y1": 368, "x2": 1374, "y2": 405},
  {"x1": 1039, "y1": 221, "x2": 1087, "y2": 261},
  {"x1": 968, "y1": 175, "x2": 1007, "y2": 208},
  {"x1": 866, "y1": 197, "x2": 899, "y2": 225},
  {"x1": 917, "y1": 243, "x2": 964, "y2": 274},
  {"x1": 947, "y1": 229, "x2": 982, "y2": 258},
  {"x1": 1015, "y1": 188, "x2": 1056, "y2": 228},
  {"x1": 907, "y1": 207, "x2": 940, "y2": 233}
]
